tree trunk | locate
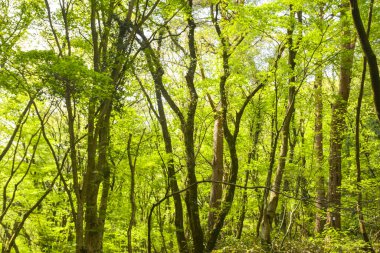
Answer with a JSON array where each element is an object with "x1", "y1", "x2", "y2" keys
[
  {"x1": 237, "y1": 101, "x2": 262, "y2": 239},
  {"x1": 138, "y1": 3, "x2": 203, "y2": 249},
  {"x1": 355, "y1": 0, "x2": 374, "y2": 250},
  {"x1": 206, "y1": 4, "x2": 264, "y2": 251},
  {"x1": 183, "y1": 2, "x2": 204, "y2": 251},
  {"x1": 260, "y1": 6, "x2": 298, "y2": 244},
  {"x1": 205, "y1": 43, "x2": 263, "y2": 253},
  {"x1": 85, "y1": 99, "x2": 112, "y2": 253},
  {"x1": 350, "y1": 0, "x2": 380, "y2": 122},
  {"x1": 258, "y1": 118, "x2": 280, "y2": 238},
  {"x1": 314, "y1": 64, "x2": 326, "y2": 233},
  {"x1": 236, "y1": 170, "x2": 249, "y2": 239},
  {"x1": 137, "y1": 28, "x2": 189, "y2": 252},
  {"x1": 155, "y1": 88, "x2": 188, "y2": 252},
  {"x1": 327, "y1": 2, "x2": 355, "y2": 229},
  {"x1": 260, "y1": 86, "x2": 295, "y2": 244},
  {"x1": 127, "y1": 134, "x2": 136, "y2": 253},
  {"x1": 208, "y1": 103, "x2": 224, "y2": 231}
]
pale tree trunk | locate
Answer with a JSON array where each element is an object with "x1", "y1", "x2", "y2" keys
[
  {"x1": 258, "y1": 110, "x2": 280, "y2": 238},
  {"x1": 282, "y1": 117, "x2": 296, "y2": 234},
  {"x1": 208, "y1": 101, "x2": 224, "y2": 231},
  {"x1": 327, "y1": 1, "x2": 355, "y2": 229}
]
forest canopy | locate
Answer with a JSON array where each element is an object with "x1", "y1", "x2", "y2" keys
[{"x1": 1, "y1": 0, "x2": 380, "y2": 252}]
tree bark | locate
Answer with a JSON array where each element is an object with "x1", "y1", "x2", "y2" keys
[
  {"x1": 354, "y1": 0, "x2": 375, "y2": 250},
  {"x1": 314, "y1": 65, "x2": 326, "y2": 233},
  {"x1": 237, "y1": 101, "x2": 262, "y2": 239},
  {"x1": 182, "y1": 2, "x2": 204, "y2": 251},
  {"x1": 236, "y1": 170, "x2": 249, "y2": 239},
  {"x1": 84, "y1": 0, "x2": 139, "y2": 250},
  {"x1": 350, "y1": 0, "x2": 380, "y2": 122},
  {"x1": 127, "y1": 134, "x2": 136, "y2": 253},
  {"x1": 155, "y1": 88, "x2": 188, "y2": 252},
  {"x1": 205, "y1": 30, "x2": 263, "y2": 253},
  {"x1": 260, "y1": 6, "x2": 298, "y2": 245},
  {"x1": 257, "y1": 44, "x2": 285, "y2": 239},
  {"x1": 136, "y1": 29, "x2": 189, "y2": 252},
  {"x1": 208, "y1": 100, "x2": 224, "y2": 232},
  {"x1": 65, "y1": 84, "x2": 85, "y2": 252},
  {"x1": 327, "y1": 2, "x2": 355, "y2": 229},
  {"x1": 127, "y1": 131, "x2": 144, "y2": 253},
  {"x1": 139, "y1": 1, "x2": 203, "y2": 251},
  {"x1": 356, "y1": 58, "x2": 375, "y2": 252}
]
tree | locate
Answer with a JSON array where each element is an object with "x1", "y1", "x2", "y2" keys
[
  {"x1": 1, "y1": 0, "x2": 380, "y2": 252},
  {"x1": 350, "y1": 0, "x2": 380, "y2": 122},
  {"x1": 327, "y1": 1, "x2": 355, "y2": 229},
  {"x1": 260, "y1": 4, "x2": 301, "y2": 244}
]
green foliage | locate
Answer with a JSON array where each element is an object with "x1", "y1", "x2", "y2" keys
[{"x1": 0, "y1": 0, "x2": 380, "y2": 252}]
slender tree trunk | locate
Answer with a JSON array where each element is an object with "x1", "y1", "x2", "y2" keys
[
  {"x1": 184, "y1": 124, "x2": 203, "y2": 252},
  {"x1": 237, "y1": 101, "x2": 262, "y2": 239},
  {"x1": 249, "y1": 99, "x2": 262, "y2": 164},
  {"x1": 205, "y1": 50, "x2": 263, "y2": 253},
  {"x1": 282, "y1": 120, "x2": 296, "y2": 233},
  {"x1": 183, "y1": 2, "x2": 204, "y2": 251},
  {"x1": 257, "y1": 45, "x2": 285, "y2": 238},
  {"x1": 137, "y1": 29, "x2": 188, "y2": 251},
  {"x1": 350, "y1": 0, "x2": 380, "y2": 122},
  {"x1": 127, "y1": 134, "x2": 136, "y2": 253},
  {"x1": 208, "y1": 102, "x2": 224, "y2": 231},
  {"x1": 155, "y1": 88, "x2": 188, "y2": 252},
  {"x1": 61, "y1": 5, "x2": 85, "y2": 250},
  {"x1": 260, "y1": 6, "x2": 298, "y2": 244},
  {"x1": 127, "y1": 131, "x2": 144, "y2": 253},
  {"x1": 206, "y1": 4, "x2": 263, "y2": 251},
  {"x1": 258, "y1": 122, "x2": 280, "y2": 238},
  {"x1": 327, "y1": 2, "x2": 355, "y2": 229},
  {"x1": 260, "y1": 86, "x2": 294, "y2": 244},
  {"x1": 236, "y1": 170, "x2": 249, "y2": 239},
  {"x1": 356, "y1": 62, "x2": 374, "y2": 250},
  {"x1": 314, "y1": 64, "x2": 326, "y2": 233},
  {"x1": 137, "y1": 2, "x2": 203, "y2": 249},
  {"x1": 65, "y1": 87, "x2": 85, "y2": 252},
  {"x1": 355, "y1": 0, "x2": 374, "y2": 250},
  {"x1": 280, "y1": 179, "x2": 290, "y2": 233}
]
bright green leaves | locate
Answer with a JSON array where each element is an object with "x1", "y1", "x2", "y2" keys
[{"x1": 2, "y1": 49, "x2": 112, "y2": 100}]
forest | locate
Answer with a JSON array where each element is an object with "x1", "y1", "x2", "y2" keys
[{"x1": 1, "y1": 0, "x2": 380, "y2": 252}]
